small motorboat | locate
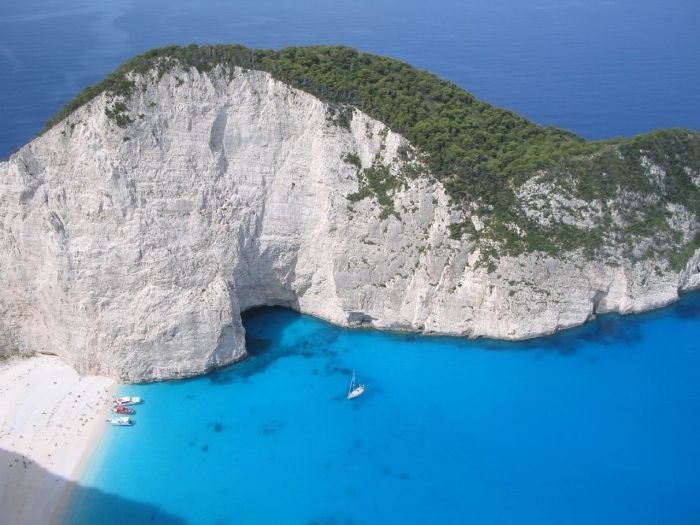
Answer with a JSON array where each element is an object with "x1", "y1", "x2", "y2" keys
[
  {"x1": 107, "y1": 416, "x2": 132, "y2": 426},
  {"x1": 112, "y1": 405, "x2": 135, "y2": 415},
  {"x1": 347, "y1": 371, "x2": 365, "y2": 399},
  {"x1": 112, "y1": 396, "x2": 141, "y2": 406}
]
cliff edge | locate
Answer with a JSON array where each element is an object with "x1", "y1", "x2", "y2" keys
[{"x1": 1, "y1": 46, "x2": 699, "y2": 380}]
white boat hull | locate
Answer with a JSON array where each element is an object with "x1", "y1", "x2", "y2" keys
[
  {"x1": 347, "y1": 371, "x2": 366, "y2": 399},
  {"x1": 347, "y1": 385, "x2": 365, "y2": 399},
  {"x1": 113, "y1": 396, "x2": 141, "y2": 406},
  {"x1": 107, "y1": 416, "x2": 132, "y2": 426}
]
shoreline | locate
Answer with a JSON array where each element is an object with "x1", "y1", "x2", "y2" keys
[
  {"x1": 243, "y1": 285, "x2": 700, "y2": 344},
  {"x1": 0, "y1": 355, "x2": 115, "y2": 525},
  {"x1": 52, "y1": 379, "x2": 118, "y2": 525}
]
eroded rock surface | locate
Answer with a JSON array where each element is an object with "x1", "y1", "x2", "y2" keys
[{"x1": 1, "y1": 67, "x2": 698, "y2": 380}]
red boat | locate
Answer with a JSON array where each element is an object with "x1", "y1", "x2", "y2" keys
[{"x1": 112, "y1": 405, "x2": 135, "y2": 415}]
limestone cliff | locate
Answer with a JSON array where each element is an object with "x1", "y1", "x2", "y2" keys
[{"x1": 1, "y1": 62, "x2": 699, "y2": 381}]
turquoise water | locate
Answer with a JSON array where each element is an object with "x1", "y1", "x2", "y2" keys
[{"x1": 66, "y1": 298, "x2": 700, "y2": 524}]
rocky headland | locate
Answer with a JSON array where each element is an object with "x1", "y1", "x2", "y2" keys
[{"x1": 1, "y1": 45, "x2": 699, "y2": 381}]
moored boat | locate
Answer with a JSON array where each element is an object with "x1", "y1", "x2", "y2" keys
[
  {"x1": 347, "y1": 371, "x2": 365, "y2": 399},
  {"x1": 112, "y1": 405, "x2": 135, "y2": 415},
  {"x1": 107, "y1": 416, "x2": 132, "y2": 426},
  {"x1": 112, "y1": 396, "x2": 141, "y2": 406}
]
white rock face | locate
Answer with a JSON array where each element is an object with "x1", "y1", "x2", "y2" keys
[{"x1": 1, "y1": 66, "x2": 698, "y2": 381}]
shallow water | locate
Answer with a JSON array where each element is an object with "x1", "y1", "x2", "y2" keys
[{"x1": 66, "y1": 295, "x2": 700, "y2": 524}]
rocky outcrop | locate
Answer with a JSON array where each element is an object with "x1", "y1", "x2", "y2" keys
[{"x1": 1, "y1": 66, "x2": 699, "y2": 381}]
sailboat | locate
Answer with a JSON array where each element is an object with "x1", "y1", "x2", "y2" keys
[{"x1": 347, "y1": 371, "x2": 365, "y2": 399}]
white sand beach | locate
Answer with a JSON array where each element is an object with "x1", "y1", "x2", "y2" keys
[{"x1": 0, "y1": 355, "x2": 115, "y2": 525}]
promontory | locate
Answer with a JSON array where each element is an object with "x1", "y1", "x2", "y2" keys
[{"x1": 1, "y1": 45, "x2": 699, "y2": 381}]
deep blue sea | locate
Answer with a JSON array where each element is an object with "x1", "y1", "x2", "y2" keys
[
  {"x1": 2, "y1": 0, "x2": 700, "y2": 158},
  {"x1": 2, "y1": 0, "x2": 700, "y2": 523}
]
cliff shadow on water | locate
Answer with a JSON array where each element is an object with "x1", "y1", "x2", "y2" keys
[
  {"x1": 492, "y1": 315, "x2": 645, "y2": 356},
  {"x1": 207, "y1": 306, "x2": 343, "y2": 386},
  {"x1": 0, "y1": 448, "x2": 187, "y2": 525},
  {"x1": 221, "y1": 290, "x2": 700, "y2": 366},
  {"x1": 478, "y1": 289, "x2": 700, "y2": 356}
]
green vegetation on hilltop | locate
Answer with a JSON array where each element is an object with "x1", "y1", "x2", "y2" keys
[
  {"x1": 45, "y1": 44, "x2": 700, "y2": 266},
  {"x1": 46, "y1": 44, "x2": 594, "y2": 192}
]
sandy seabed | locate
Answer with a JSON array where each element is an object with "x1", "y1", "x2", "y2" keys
[{"x1": 0, "y1": 355, "x2": 115, "y2": 525}]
